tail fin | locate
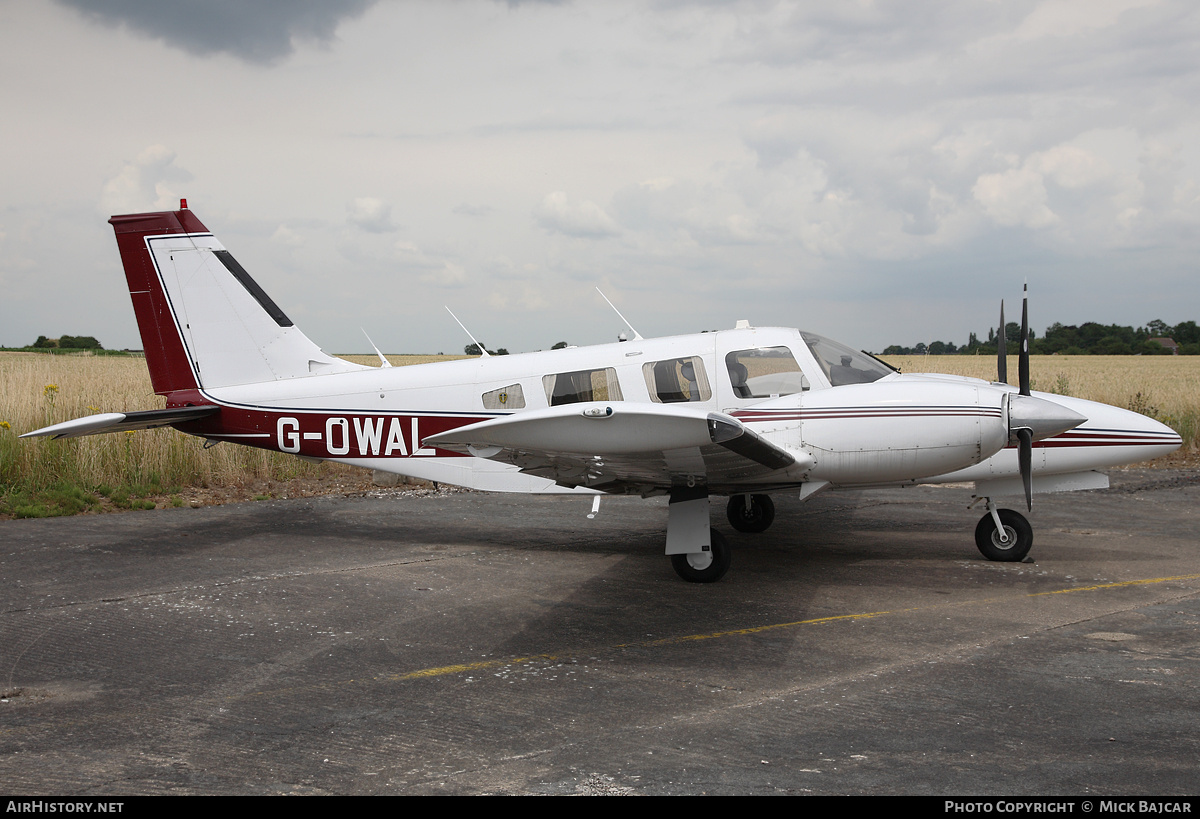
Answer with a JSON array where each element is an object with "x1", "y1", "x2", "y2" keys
[{"x1": 109, "y1": 204, "x2": 366, "y2": 395}]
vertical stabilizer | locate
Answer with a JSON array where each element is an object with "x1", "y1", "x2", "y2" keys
[{"x1": 109, "y1": 206, "x2": 367, "y2": 394}]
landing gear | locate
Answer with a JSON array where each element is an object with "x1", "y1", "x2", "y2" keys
[
  {"x1": 671, "y1": 528, "x2": 731, "y2": 583},
  {"x1": 726, "y1": 494, "x2": 775, "y2": 533},
  {"x1": 974, "y1": 507, "x2": 1033, "y2": 562}
]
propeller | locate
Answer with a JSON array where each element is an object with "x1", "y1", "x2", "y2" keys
[
  {"x1": 998, "y1": 284, "x2": 1046, "y2": 512},
  {"x1": 1018, "y1": 284, "x2": 1032, "y2": 510}
]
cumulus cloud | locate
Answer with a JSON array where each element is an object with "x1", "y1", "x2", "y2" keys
[
  {"x1": 610, "y1": 177, "x2": 768, "y2": 248},
  {"x1": 347, "y1": 198, "x2": 397, "y2": 233},
  {"x1": 1138, "y1": 140, "x2": 1186, "y2": 213},
  {"x1": 57, "y1": 0, "x2": 376, "y2": 64},
  {"x1": 1013, "y1": 0, "x2": 1159, "y2": 40},
  {"x1": 271, "y1": 225, "x2": 304, "y2": 246},
  {"x1": 534, "y1": 191, "x2": 620, "y2": 238},
  {"x1": 394, "y1": 241, "x2": 467, "y2": 287},
  {"x1": 100, "y1": 145, "x2": 193, "y2": 215},
  {"x1": 973, "y1": 166, "x2": 1059, "y2": 229},
  {"x1": 452, "y1": 203, "x2": 495, "y2": 217},
  {"x1": 1033, "y1": 145, "x2": 1112, "y2": 189}
]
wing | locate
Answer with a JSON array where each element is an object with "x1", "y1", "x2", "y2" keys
[
  {"x1": 21, "y1": 405, "x2": 219, "y2": 440},
  {"x1": 424, "y1": 402, "x2": 811, "y2": 495}
]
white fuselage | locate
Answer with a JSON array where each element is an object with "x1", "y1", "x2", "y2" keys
[{"x1": 197, "y1": 326, "x2": 1180, "y2": 499}]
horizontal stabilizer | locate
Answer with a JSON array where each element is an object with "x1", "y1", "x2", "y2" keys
[{"x1": 21, "y1": 405, "x2": 219, "y2": 440}]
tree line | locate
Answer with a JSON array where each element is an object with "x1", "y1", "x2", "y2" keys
[
  {"x1": 30, "y1": 335, "x2": 104, "y2": 350},
  {"x1": 463, "y1": 341, "x2": 570, "y2": 355},
  {"x1": 880, "y1": 319, "x2": 1200, "y2": 356}
]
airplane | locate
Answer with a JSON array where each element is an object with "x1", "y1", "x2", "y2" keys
[{"x1": 23, "y1": 203, "x2": 1183, "y2": 583}]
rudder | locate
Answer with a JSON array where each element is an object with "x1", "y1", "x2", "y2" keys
[{"x1": 109, "y1": 204, "x2": 366, "y2": 395}]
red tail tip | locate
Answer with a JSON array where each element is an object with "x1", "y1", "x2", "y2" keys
[{"x1": 180, "y1": 198, "x2": 188, "y2": 210}]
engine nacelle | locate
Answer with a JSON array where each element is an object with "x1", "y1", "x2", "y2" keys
[{"x1": 789, "y1": 379, "x2": 1010, "y2": 485}]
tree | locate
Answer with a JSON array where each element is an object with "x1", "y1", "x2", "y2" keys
[
  {"x1": 1146, "y1": 319, "x2": 1171, "y2": 338},
  {"x1": 58, "y1": 335, "x2": 102, "y2": 349},
  {"x1": 464, "y1": 343, "x2": 483, "y2": 356},
  {"x1": 551, "y1": 341, "x2": 569, "y2": 350},
  {"x1": 1174, "y1": 321, "x2": 1200, "y2": 345}
]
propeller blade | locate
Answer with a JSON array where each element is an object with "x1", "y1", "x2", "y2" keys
[
  {"x1": 1018, "y1": 427, "x2": 1033, "y2": 511},
  {"x1": 997, "y1": 300, "x2": 1007, "y2": 385},
  {"x1": 1019, "y1": 283, "x2": 1030, "y2": 397}
]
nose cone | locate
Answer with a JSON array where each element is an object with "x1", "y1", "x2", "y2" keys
[{"x1": 1008, "y1": 394, "x2": 1087, "y2": 443}]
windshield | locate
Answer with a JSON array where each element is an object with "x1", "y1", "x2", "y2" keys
[{"x1": 802, "y1": 332, "x2": 894, "y2": 387}]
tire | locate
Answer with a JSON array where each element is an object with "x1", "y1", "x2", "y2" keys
[
  {"x1": 975, "y1": 509, "x2": 1033, "y2": 562},
  {"x1": 726, "y1": 494, "x2": 775, "y2": 534},
  {"x1": 671, "y1": 529, "x2": 732, "y2": 583}
]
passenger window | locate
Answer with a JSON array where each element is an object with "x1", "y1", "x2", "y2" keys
[
  {"x1": 543, "y1": 368, "x2": 624, "y2": 406},
  {"x1": 643, "y1": 357, "x2": 711, "y2": 403},
  {"x1": 726, "y1": 347, "x2": 808, "y2": 398},
  {"x1": 481, "y1": 383, "x2": 525, "y2": 410}
]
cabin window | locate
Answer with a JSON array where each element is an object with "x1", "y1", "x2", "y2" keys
[
  {"x1": 543, "y1": 368, "x2": 624, "y2": 406},
  {"x1": 642, "y1": 357, "x2": 711, "y2": 403},
  {"x1": 481, "y1": 383, "x2": 525, "y2": 410},
  {"x1": 725, "y1": 347, "x2": 808, "y2": 398}
]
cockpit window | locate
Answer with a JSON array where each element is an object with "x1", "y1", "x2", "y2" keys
[
  {"x1": 725, "y1": 347, "x2": 809, "y2": 398},
  {"x1": 543, "y1": 368, "x2": 624, "y2": 406},
  {"x1": 643, "y1": 357, "x2": 711, "y2": 403},
  {"x1": 802, "y1": 332, "x2": 892, "y2": 386}
]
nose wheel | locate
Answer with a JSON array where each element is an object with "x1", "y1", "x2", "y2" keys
[
  {"x1": 726, "y1": 494, "x2": 775, "y2": 533},
  {"x1": 974, "y1": 507, "x2": 1033, "y2": 562}
]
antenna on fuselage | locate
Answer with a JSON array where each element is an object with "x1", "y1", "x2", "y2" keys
[
  {"x1": 361, "y1": 329, "x2": 392, "y2": 368},
  {"x1": 596, "y1": 288, "x2": 643, "y2": 341},
  {"x1": 445, "y1": 306, "x2": 490, "y2": 357}
]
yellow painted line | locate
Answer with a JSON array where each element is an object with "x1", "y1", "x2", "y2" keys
[
  {"x1": 382, "y1": 611, "x2": 910, "y2": 683},
  {"x1": 631, "y1": 609, "x2": 909, "y2": 647},
  {"x1": 393, "y1": 655, "x2": 558, "y2": 681},
  {"x1": 1029, "y1": 573, "x2": 1200, "y2": 596},
  {"x1": 384, "y1": 573, "x2": 1200, "y2": 683}
]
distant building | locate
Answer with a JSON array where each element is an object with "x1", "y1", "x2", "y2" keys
[{"x1": 1149, "y1": 337, "x2": 1179, "y2": 354}]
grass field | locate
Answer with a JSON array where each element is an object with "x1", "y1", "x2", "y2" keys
[
  {"x1": 2, "y1": 351, "x2": 1195, "y2": 518},
  {"x1": 0, "y1": 352, "x2": 468, "y2": 517}
]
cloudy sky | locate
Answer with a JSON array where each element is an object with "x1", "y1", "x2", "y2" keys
[{"x1": 2, "y1": 0, "x2": 1198, "y2": 356}]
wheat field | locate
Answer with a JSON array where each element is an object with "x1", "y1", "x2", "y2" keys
[
  {"x1": 882, "y1": 354, "x2": 1199, "y2": 436},
  {"x1": 0, "y1": 352, "x2": 469, "y2": 496},
  {"x1": 2, "y1": 351, "x2": 1195, "y2": 501}
]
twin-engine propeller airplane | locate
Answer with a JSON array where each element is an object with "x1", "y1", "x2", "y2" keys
[{"x1": 24, "y1": 203, "x2": 1182, "y2": 582}]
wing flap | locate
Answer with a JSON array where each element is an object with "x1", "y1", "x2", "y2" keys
[
  {"x1": 425, "y1": 403, "x2": 805, "y2": 492},
  {"x1": 21, "y1": 405, "x2": 219, "y2": 440}
]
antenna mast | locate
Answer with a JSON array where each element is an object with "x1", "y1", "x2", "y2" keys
[
  {"x1": 445, "y1": 306, "x2": 490, "y2": 357},
  {"x1": 596, "y1": 288, "x2": 644, "y2": 341}
]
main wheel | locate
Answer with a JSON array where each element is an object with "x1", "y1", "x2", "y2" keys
[
  {"x1": 726, "y1": 494, "x2": 775, "y2": 533},
  {"x1": 671, "y1": 529, "x2": 731, "y2": 583},
  {"x1": 974, "y1": 509, "x2": 1033, "y2": 562}
]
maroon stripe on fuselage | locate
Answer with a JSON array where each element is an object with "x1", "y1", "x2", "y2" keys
[
  {"x1": 175, "y1": 406, "x2": 487, "y2": 459},
  {"x1": 732, "y1": 407, "x2": 1003, "y2": 423}
]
